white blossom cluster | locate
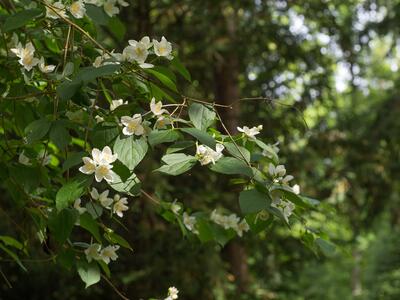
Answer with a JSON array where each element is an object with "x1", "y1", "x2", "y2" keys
[
  {"x1": 10, "y1": 42, "x2": 56, "y2": 72},
  {"x1": 79, "y1": 146, "x2": 118, "y2": 183},
  {"x1": 237, "y1": 124, "x2": 263, "y2": 140},
  {"x1": 85, "y1": 243, "x2": 120, "y2": 264},
  {"x1": 93, "y1": 36, "x2": 173, "y2": 69},
  {"x1": 196, "y1": 143, "x2": 224, "y2": 165},
  {"x1": 164, "y1": 286, "x2": 179, "y2": 300},
  {"x1": 210, "y1": 210, "x2": 250, "y2": 237},
  {"x1": 44, "y1": 0, "x2": 128, "y2": 20},
  {"x1": 74, "y1": 188, "x2": 129, "y2": 218}
]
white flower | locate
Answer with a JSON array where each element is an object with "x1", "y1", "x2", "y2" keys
[
  {"x1": 95, "y1": 115, "x2": 104, "y2": 123},
  {"x1": 153, "y1": 36, "x2": 173, "y2": 59},
  {"x1": 282, "y1": 175, "x2": 294, "y2": 185},
  {"x1": 196, "y1": 143, "x2": 224, "y2": 165},
  {"x1": 38, "y1": 57, "x2": 56, "y2": 73},
  {"x1": 46, "y1": 1, "x2": 68, "y2": 19},
  {"x1": 171, "y1": 203, "x2": 181, "y2": 214},
  {"x1": 95, "y1": 164, "x2": 116, "y2": 183},
  {"x1": 113, "y1": 194, "x2": 129, "y2": 217},
  {"x1": 155, "y1": 116, "x2": 172, "y2": 129},
  {"x1": 10, "y1": 42, "x2": 39, "y2": 71},
  {"x1": 85, "y1": 243, "x2": 102, "y2": 262},
  {"x1": 85, "y1": 0, "x2": 103, "y2": 5},
  {"x1": 90, "y1": 187, "x2": 113, "y2": 209},
  {"x1": 268, "y1": 163, "x2": 286, "y2": 177},
  {"x1": 235, "y1": 219, "x2": 250, "y2": 237},
  {"x1": 167, "y1": 287, "x2": 179, "y2": 299},
  {"x1": 150, "y1": 97, "x2": 168, "y2": 116},
  {"x1": 183, "y1": 212, "x2": 198, "y2": 234},
  {"x1": 79, "y1": 146, "x2": 117, "y2": 183},
  {"x1": 110, "y1": 99, "x2": 127, "y2": 111},
  {"x1": 93, "y1": 56, "x2": 103, "y2": 68},
  {"x1": 92, "y1": 146, "x2": 118, "y2": 165},
  {"x1": 99, "y1": 245, "x2": 120, "y2": 264},
  {"x1": 225, "y1": 214, "x2": 240, "y2": 230},
  {"x1": 117, "y1": 0, "x2": 129, "y2": 7},
  {"x1": 292, "y1": 184, "x2": 300, "y2": 195},
  {"x1": 70, "y1": 1, "x2": 86, "y2": 18},
  {"x1": 128, "y1": 36, "x2": 152, "y2": 49},
  {"x1": 103, "y1": 0, "x2": 119, "y2": 17},
  {"x1": 271, "y1": 198, "x2": 295, "y2": 223},
  {"x1": 123, "y1": 41, "x2": 153, "y2": 68},
  {"x1": 79, "y1": 157, "x2": 96, "y2": 174},
  {"x1": 73, "y1": 198, "x2": 87, "y2": 214},
  {"x1": 237, "y1": 125, "x2": 263, "y2": 139},
  {"x1": 18, "y1": 151, "x2": 31, "y2": 166},
  {"x1": 121, "y1": 114, "x2": 145, "y2": 136},
  {"x1": 37, "y1": 150, "x2": 51, "y2": 166}
]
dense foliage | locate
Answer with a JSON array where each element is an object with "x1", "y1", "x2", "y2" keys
[{"x1": 1, "y1": 0, "x2": 400, "y2": 299}]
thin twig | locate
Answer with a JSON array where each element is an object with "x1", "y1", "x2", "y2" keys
[
  {"x1": 101, "y1": 274, "x2": 131, "y2": 300},
  {"x1": 140, "y1": 189, "x2": 161, "y2": 205}
]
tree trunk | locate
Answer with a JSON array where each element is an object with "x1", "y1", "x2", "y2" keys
[{"x1": 214, "y1": 7, "x2": 250, "y2": 293}]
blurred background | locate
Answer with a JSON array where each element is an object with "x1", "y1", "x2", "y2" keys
[{"x1": 2, "y1": 0, "x2": 400, "y2": 299}]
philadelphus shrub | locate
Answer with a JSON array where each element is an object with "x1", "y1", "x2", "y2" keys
[{"x1": 0, "y1": 0, "x2": 335, "y2": 297}]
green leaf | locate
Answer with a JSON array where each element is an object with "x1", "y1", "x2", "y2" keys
[
  {"x1": 188, "y1": 103, "x2": 216, "y2": 130},
  {"x1": 148, "y1": 129, "x2": 180, "y2": 147},
  {"x1": 113, "y1": 135, "x2": 148, "y2": 170},
  {"x1": 148, "y1": 82, "x2": 176, "y2": 103},
  {"x1": 255, "y1": 140, "x2": 279, "y2": 163},
  {"x1": 56, "y1": 175, "x2": 92, "y2": 211},
  {"x1": 145, "y1": 69, "x2": 178, "y2": 93},
  {"x1": 25, "y1": 118, "x2": 51, "y2": 144},
  {"x1": 315, "y1": 238, "x2": 337, "y2": 257},
  {"x1": 85, "y1": 202, "x2": 103, "y2": 219},
  {"x1": 57, "y1": 80, "x2": 82, "y2": 101},
  {"x1": 180, "y1": 127, "x2": 216, "y2": 149},
  {"x1": 50, "y1": 121, "x2": 71, "y2": 150},
  {"x1": 171, "y1": 56, "x2": 191, "y2": 82},
  {"x1": 77, "y1": 261, "x2": 101, "y2": 288},
  {"x1": 210, "y1": 157, "x2": 253, "y2": 177},
  {"x1": 62, "y1": 152, "x2": 86, "y2": 172},
  {"x1": 155, "y1": 154, "x2": 196, "y2": 176},
  {"x1": 85, "y1": 4, "x2": 109, "y2": 25},
  {"x1": 271, "y1": 185, "x2": 310, "y2": 209},
  {"x1": 48, "y1": 209, "x2": 78, "y2": 245},
  {"x1": 90, "y1": 122, "x2": 120, "y2": 149},
  {"x1": 110, "y1": 172, "x2": 141, "y2": 196},
  {"x1": 108, "y1": 17, "x2": 126, "y2": 41},
  {"x1": 166, "y1": 141, "x2": 195, "y2": 154},
  {"x1": 239, "y1": 189, "x2": 270, "y2": 214},
  {"x1": 0, "y1": 235, "x2": 23, "y2": 250},
  {"x1": 224, "y1": 142, "x2": 251, "y2": 162},
  {"x1": 105, "y1": 232, "x2": 132, "y2": 251},
  {"x1": 76, "y1": 65, "x2": 120, "y2": 83},
  {"x1": 0, "y1": 244, "x2": 27, "y2": 272},
  {"x1": 79, "y1": 213, "x2": 101, "y2": 243},
  {"x1": 3, "y1": 9, "x2": 43, "y2": 32},
  {"x1": 57, "y1": 65, "x2": 120, "y2": 100}
]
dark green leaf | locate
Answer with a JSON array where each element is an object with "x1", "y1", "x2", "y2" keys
[
  {"x1": 105, "y1": 232, "x2": 132, "y2": 251},
  {"x1": 171, "y1": 56, "x2": 191, "y2": 81},
  {"x1": 77, "y1": 261, "x2": 100, "y2": 288},
  {"x1": 210, "y1": 157, "x2": 253, "y2": 177},
  {"x1": 50, "y1": 121, "x2": 71, "y2": 150},
  {"x1": 239, "y1": 189, "x2": 270, "y2": 214},
  {"x1": 48, "y1": 209, "x2": 78, "y2": 244},
  {"x1": 85, "y1": 4, "x2": 109, "y2": 25},
  {"x1": 148, "y1": 129, "x2": 180, "y2": 147},
  {"x1": 180, "y1": 127, "x2": 216, "y2": 149},
  {"x1": 3, "y1": 9, "x2": 43, "y2": 32},
  {"x1": 145, "y1": 69, "x2": 178, "y2": 93},
  {"x1": 188, "y1": 103, "x2": 216, "y2": 130},
  {"x1": 79, "y1": 213, "x2": 101, "y2": 243},
  {"x1": 25, "y1": 118, "x2": 51, "y2": 144},
  {"x1": 113, "y1": 135, "x2": 148, "y2": 170},
  {"x1": 56, "y1": 175, "x2": 92, "y2": 211}
]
